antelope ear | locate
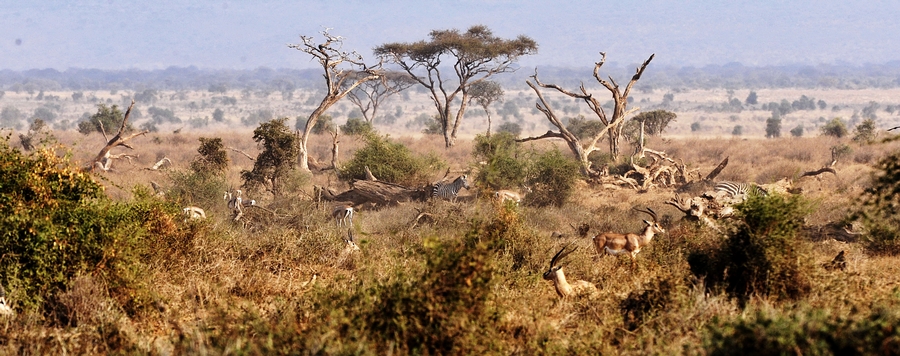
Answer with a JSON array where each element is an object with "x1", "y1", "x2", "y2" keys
[{"x1": 643, "y1": 219, "x2": 652, "y2": 225}]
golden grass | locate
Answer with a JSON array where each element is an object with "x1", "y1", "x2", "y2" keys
[{"x1": 2, "y1": 117, "x2": 900, "y2": 353}]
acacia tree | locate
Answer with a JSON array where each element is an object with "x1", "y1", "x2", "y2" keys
[
  {"x1": 519, "y1": 53, "x2": 654, "y2": 175},
  {"x1": 288, "y1": 30, "x2": 382, "y2": 171},
  {"x1": 344, "y1": 71, "x2": 417, "y2": 124},
  {"x1": 468, "y1": 80, "x2": 503, "y2": 137},
  {"x1": 375, "y1": 25, "x2": 537, "y2": 147}
]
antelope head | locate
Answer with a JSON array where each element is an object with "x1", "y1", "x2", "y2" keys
[
  {"x1": 543, "y1": 244, "x2": 576, "y2": 281},
  {"x1": 635, "y1": 207, "x2": 665, "y2": 236}
]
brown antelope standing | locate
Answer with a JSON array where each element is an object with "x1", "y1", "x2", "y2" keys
[
  {"x1": 543, "y1": 244, "x2": 598, "y2": 299},
  {"x1": 493, "y1": 190, "x2": 522, "y2": 205},
  {"x1": 592, "y1": 207, "x2": 665, "y2": 262},
  {"x1": 332, "y1": 205, "x2": 354, "y2": 227}
]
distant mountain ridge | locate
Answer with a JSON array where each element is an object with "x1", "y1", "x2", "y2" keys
[{"x1": 2, "y1": 62, "x2": 900, "y2": 92}]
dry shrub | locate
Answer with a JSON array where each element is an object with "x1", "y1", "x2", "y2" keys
[
  {"x1": 703, "y1": 301, "x2": 900, "y2": 355},
  {"x1": 58, "y1": 275, "x2": 114, "y2": 327},
  {"x1": 620, "y1": 276, "x2": 684, "y2": 331},
  {"x1": 687, "y1": 193, "x2": 813, "y2": 305},
  {"x1": 754, "y1": 161, "x2": 800, "y2": 183}
]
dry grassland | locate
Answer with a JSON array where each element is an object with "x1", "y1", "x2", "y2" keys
[{"x1": 1, "y1": 88, "x2": 900, "y2": 354}]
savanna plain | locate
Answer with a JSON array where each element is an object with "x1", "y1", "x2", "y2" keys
[{"x1": 1, "y1": 85, "x2": 900, "y2": 355}]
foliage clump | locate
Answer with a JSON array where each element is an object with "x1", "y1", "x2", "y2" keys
[
  {"x1": 472, "y1": 132, "x2": 526, "y2": 191},
  {"x1": 299, "y1": 214, "x2": 510, "y2": 354},
  {"x1": 0, "y1": 137, "x2": 177, "y2": 318},
  {"x1": 703, "y1": 303, "x2": 900, "y2": 355},
  {"x1": 687, "y1": 193, "x2": 812, "y2": 305},
  {"x1": 77, "y1": 104, "x2": 131, "y2": 135},
  {"x1": 190, "y1": 137, "x2": 229, "y2": 174},
  {"x1": 338, "y1": 133, "x2": 445, "y2": 186},
  {"x1": 620, "y1": 276, "x2": 682, "y2": 331},
  {"x1": 340, "y1": 117, "x2": 374, "y2": 136},
  {"x1": 853, "y1": 149, "x2": 900, "y2": 255},
  {"x1": 524, "y1": 149, "x2": 580, "y2": 207},
  {"x1": 852, "y1": 118, "x2": 878, "y2": 144},
  {"x1": 821, "y1": 117, "x2": 848, "y2": 138},
  {"x1": 628, "y1": 110, "x2": 677, "y2": 138},
  {"x1": 566, "y1": 115, "x2": 605, "y2": 141},
  {"x1": 241, "y1": 118, "x2": 300, "y2": 197}
]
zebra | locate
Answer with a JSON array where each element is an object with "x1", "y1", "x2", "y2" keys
[
  {"x1": 714, "y1": 181, "x2": 767, "y2": 198},
  {"x1": 432, "y1": 175, "x2": 470, "y2": 201}
]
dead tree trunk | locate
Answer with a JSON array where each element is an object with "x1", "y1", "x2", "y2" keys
[
  {"x1": 289, "y1": 30, "x2": 382, "y2": 172},
  {"x1": 518, "y1": 53, "x2": 654, "y2": 176},
  {"x1": 88, "y1": 100, "x2": 149, "y2": 172},
  {"x1": 329, "y1": 129, "x2": 340, "y2": 170},
  {"x1": 318, "y1": 180, "x2": 428, "y2": 207}
]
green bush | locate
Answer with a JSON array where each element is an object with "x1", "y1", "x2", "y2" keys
[
  {"x1": 765, "y1": 117, "x2": 782, "y2": 138},
  {"x1": 496, "y1": 122, "x2": 522, "y2": 136},
  {"x1": 566, "y1": 115, "x2": 605, "y2": 140},
  {"x1": 0, "y1": 138, "x2": 176, "y2": 318},
  {"x1": 472, "y1": 132, "x2": 526, "y2": 190},
  {"x1": 853, "y1": 150, "x2": 900, "y2": 255},
  {"x1": 524, "y1": 149, "x2": 580, "y2": 207},
  {"x1": 77, "y1": 104, "x2": 131, "y2": 135},
  {"x1": 688, "y1": 193, "x2": 812, "y2": 305},
  {"x1": 340, "y1": 117, "x2": 374, "y2": 136},
  {"x1": 190, "y1": 137, "x2": 229, "y2": 174},
  {"x1": 852, "y1": 118, "x2": 878, "y2": 144},
  {"x1": 241, "y1": 118, "x2": 299, "y2": 197},
  {"x1": 338, "y1": 133, "x2": 445, "y2": 186},
  {"x1": 821, "y1": 117, "x2": 848, "y2": 138},
  {"x1": 703, "y1": 304, "x2": 900, "y2": 355}
]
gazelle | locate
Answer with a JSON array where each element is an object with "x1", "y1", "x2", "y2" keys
[
  {"x1": 332, "y1": 205, "x2": 354, "y2": 227},
  {"x1": 344, "y1": 228, "x2": 360, "y2": 252},
  {"x1": 543, "y1": 244, "x2": 598, "y2": 299},
  {"x1": 592, "y1": 207, "x2": 665, "y2": 262},
  {"x1": 493, "y1": 190, "x2": 522, "y2": 205},
  {"x1": 0, "y1": 283, "x2": 13, "y2": 317},
  {"x1": 182, "y1": 206, "x2": 207, "y2": 220}
]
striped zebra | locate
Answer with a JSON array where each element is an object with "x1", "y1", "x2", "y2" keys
[
  {"x1": 714, "y1": 181, "x2": 767, "y2": 198},
  {"x1": 432, "y1": 175, "x2": 470, "y2": 201}
]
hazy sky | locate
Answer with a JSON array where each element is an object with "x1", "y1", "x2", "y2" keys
[{"x1": 2, "y1": 0, "x2": 899, "y2": 71}]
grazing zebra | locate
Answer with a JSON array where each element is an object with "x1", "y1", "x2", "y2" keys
[
  {"x1": 714, "y1": 181, "x2": 767, "y2": 198},
  {"x1": 432, "y1": 175, "x2": 470, "y2": 201}
]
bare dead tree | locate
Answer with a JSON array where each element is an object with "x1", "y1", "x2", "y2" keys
[
  {"x1": 288, "y1": 29, "x2": 382, "y2": 171},
  {"x1": 344, "y1": 70, "x2": 416, "y2": 124},
  {"x1": 87, "y1": 100, "x2": 149, "y2": 172},
  {"x1": 329, "y1": 129, "x2": 340, "y2": 170},
  {"x1": 518, "y1": 53, "x2": 654, "y2": 176}
]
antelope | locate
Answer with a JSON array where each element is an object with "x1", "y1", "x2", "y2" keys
[
  {"x1": 493, "y1": 189, "x2": 522, "y2": 205},
  {"x1": 543, "y1": 244, "x2": 598, "y2": 299},
  {"x1": 592, "y1": 207, "x2": 665, "y2": 262},
  {"x1": 344, "y1": 228, "x2": 360, "y2": 252},
  {"x1": 0, "y1": 283, "x2": 13, "y2": 317},
  {"x1": 332, "y1": 205, "x2": 354, "y2": 227},
  {"x1": 182, "y1": 206, "x2": 207, "y2": 220}
]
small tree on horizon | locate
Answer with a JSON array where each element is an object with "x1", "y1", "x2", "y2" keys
[
  {"x1": 765, "y1": 117, "x2": 782, "y2": 138},
  {"x1": 375, "y1": 25, "x2": 537, "y2": 148},
  {"x1": 821, "y1": 117, "x2": 849, "y2": 138}
]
